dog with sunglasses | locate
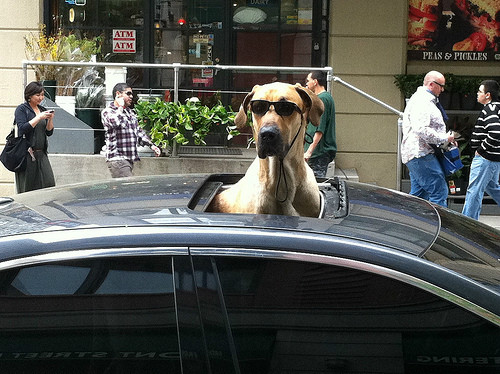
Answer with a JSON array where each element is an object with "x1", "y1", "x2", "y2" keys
[{"x1": 208, "y1": 82, "x2": 324, "y2": 217}]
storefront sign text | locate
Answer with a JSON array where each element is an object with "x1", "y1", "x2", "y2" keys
[{"x1": 112, "y1": 30, "x2": 136, "y2": 54}]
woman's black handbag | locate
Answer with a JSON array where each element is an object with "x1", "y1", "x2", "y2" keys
[{"x1": 0, "y1": 125, "x2": 29, "y2": 172}]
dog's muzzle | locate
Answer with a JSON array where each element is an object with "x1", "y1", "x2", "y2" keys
[{"x1": 257, "y1": 125, "x2": 286, "y2": 159}]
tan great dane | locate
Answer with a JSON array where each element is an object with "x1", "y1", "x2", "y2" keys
[{"x1": 208, "y1": 82, "x2": 324, "y2": 217}]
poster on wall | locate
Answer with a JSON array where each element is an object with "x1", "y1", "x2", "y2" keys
[{"x1": 407, "y1": 0, "x2": 500, "y2": 62}]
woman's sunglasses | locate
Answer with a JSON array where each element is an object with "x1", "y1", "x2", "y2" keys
[{"x1": 250, "y1": 100, "x2": 302, "y2": 117}]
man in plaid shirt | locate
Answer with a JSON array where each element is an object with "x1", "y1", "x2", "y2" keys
[{"x1": 101, "y1": 83, "x2": 161, "y2": 178}]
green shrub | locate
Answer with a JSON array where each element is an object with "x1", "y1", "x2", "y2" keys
[{"x1": 134, "y1": 98, "x2": 237, "y2": 148}]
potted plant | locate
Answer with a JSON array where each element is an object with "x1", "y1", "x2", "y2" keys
[
  {"x1": 135, "y1": 98, "x2": 236, "y2": 154},
  {"x1": 439, "y1": 73, "x2": 455, "y2": 109},
  {"x1": 24, "y1": 25, "x2": 102, "y2": 99},
  {"x1": 443, "y1": 73, "x2": 464, "y2": 110},
  {"x1": 197, "y1": 92, "x2": 231, "y2": 146},
  {"x1": 57, "y1": 33, "x2": 103, "y2": 96},
  {"x1": 75, "y1": 84, "x2": 105, "y2": 111},
  {"x1": 24, "y1": 24, "x2": 64, "y2": 100},
  {"x1": 454, "y1": 76, "x2": 481, "y2": 110},
  {"x1": 393, "y1": 74, "x2": 424, "y2": 99}
]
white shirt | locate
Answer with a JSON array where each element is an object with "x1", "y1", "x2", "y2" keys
[{"x1": 401, "y1": 86, "x2": 449, "y2": 164}]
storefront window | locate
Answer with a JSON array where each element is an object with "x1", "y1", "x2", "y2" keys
[
  {"x1": 47, "y1": 0, "x2": 327, "y2": 90},
  {"x1": 98, "y1": 0, "x2": 145, "y2": 27},
  {"x1": 232, "y1": 0, "x2": 316, "y2": 89},
  {"x1": 152, "y1": 0, "x2": 224, "y2": 90},
  {"x1": 54, "y1": 0, "x2": 145, "y2": 29},
  {"x1": 54, "y1": 0, "x2": 145, "y2": 63},
  {"x1": 232, "y1": 0, "x2": 313, "y2": 30}
]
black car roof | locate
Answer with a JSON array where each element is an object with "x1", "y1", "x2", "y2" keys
[{"x1": 0, "y1": 174, "x2": 440, "y2": 257}]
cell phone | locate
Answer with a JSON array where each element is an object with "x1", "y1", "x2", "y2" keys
[
  {"x1": 47, "y1": 110, "x2": 55, "y2": 113},
  {"x1": 116, "y1": 97, "x2": 125, "y2": 107}
]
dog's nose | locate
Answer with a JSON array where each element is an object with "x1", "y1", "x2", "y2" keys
[
  {"x1": 260, "y1": 125, "x2": 280, "y2": 143},
  {"x1": 257, "y1": 125, "x2": 284, "y2": 159}
]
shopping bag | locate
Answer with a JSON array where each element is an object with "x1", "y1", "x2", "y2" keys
[{"x1": 438, "y1": 146, "x2": 463, "y2": 176}]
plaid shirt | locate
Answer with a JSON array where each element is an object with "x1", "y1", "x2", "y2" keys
[{"x1": 101, "y1": 103, "x2": 154, "y2": 162}]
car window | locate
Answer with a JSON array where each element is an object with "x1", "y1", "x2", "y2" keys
[
  {"x1": 425, "y1": 206, "x2": 500, "y2": 293},
  {"x1": 0, "y1": 256, "x2": 182, "y2": 373},
  {"x1": 0, "y1": 253, "x2": 498, "y2": 373},
  {"x1": 215, "y1": 257, "x2": 500, "y2": 374},
  {"x1": 12, "y1": 264, "x2": 91, "y2": 295},
  {"x1": 177, "y1": 256, "x2": 239, "y2": 374},
  {"x1": 0, "y1": 255, "x2": 241, "y2": 374},
  {"x1": 1, "y1": 259, "x2": 176, "y2": 296},
  {"x1": 95, "y1": 265, "x2": 174, "y2": 294}
]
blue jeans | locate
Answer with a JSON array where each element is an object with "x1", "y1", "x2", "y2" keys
[
  {"x1": 406, "y1": 153, "x2": 449, "y2": 207},
  {"x1": 462, "y1": 155, "x2": 500, "y2": 220},
  {"x1": 308, "y1": 154, "x2": 332, "y2": 178}
]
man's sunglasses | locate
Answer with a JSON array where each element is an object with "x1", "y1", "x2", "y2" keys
[
  {"x1": 432, "y1": 81, "x2": 445, "y2": 89},
  {"x1": 249, "y1": 100, "x2": 302, "y2": 117},
  {"x1": 122, "y1": 91, "x2": 133, "y2": 96}
]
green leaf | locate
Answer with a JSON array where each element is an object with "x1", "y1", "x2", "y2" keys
[{"x1": 134, "y1": 97, "x2": 236, "y2": 147}]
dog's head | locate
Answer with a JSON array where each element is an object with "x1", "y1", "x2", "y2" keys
[{"x1": 235, "y1": 82, "x2": 324, "y2": 160}]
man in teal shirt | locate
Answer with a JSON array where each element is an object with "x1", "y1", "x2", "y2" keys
[{"x1": 304, "y1": 71, "x2": 337, "y2": 178}]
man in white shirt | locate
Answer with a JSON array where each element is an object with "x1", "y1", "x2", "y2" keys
[{"x1": 401, "y1": 71, "x2": 455, "y2": 207}]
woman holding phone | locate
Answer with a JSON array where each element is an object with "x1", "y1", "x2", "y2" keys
[{"x1": 14, "y1": 81, "x2": 55, "y2": 193}]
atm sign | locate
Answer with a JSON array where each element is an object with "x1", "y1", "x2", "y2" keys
[{"x1": 113, "y1": 30, "x2": 136, "y2": 53}]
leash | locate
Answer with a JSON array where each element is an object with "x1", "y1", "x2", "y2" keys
[
  {"x1": 276, "y1": 161, "x2": 287, "y2": 203},
  {"x1": 304, "y1": 131, "x2": 313, "y2": 145},
  {"x1": 275, "y1": 115, "x2": 305, "y2": 203}
]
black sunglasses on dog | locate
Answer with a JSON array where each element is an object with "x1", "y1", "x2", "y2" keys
[{"x1": 250, "y1": 100, "x2": 302, "y2": 117}]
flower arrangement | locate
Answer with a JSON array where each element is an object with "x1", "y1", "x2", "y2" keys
[
  {"x1": 24, "y1": 24, "x2": 64, "y2": 81},
  {"x1": 75, "y1": 69, "x2": 105, "y2": 109},
  {"x1": 57, "y1": 33, "x2": 102, "y2": 96},
  {"x1": 25, "y1": 24, "x2": 103, "y2": 95},
  {"x1": 61, "y1": 33, "x2": 102, "y2": 62}
]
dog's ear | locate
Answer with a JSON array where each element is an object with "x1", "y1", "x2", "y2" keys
[
  {"x1": 234, "y1": 86, "x2": 258, "y2": 129},
  {"x1": 295, "y1": 84, "x2": 324, "y2": 126}
]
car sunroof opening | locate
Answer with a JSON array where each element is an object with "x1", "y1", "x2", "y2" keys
[{"x1": 189, "y1": 174, "x2": 348, "y2": 219}]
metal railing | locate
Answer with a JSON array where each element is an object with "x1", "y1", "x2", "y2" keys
[
  {"x1": 22, "y1": 60, "x2": 333, "y2": 101},
  {"x1": 22, "y1": 60, "x2": 403, "y2": 189},
  {"x1": 331, "y1": 76, "x2": 403, "y2": 190}
]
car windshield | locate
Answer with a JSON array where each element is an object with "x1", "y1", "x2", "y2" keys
[{"x1": 424, "y1": 206, "x2": 500, "y2": 293}]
